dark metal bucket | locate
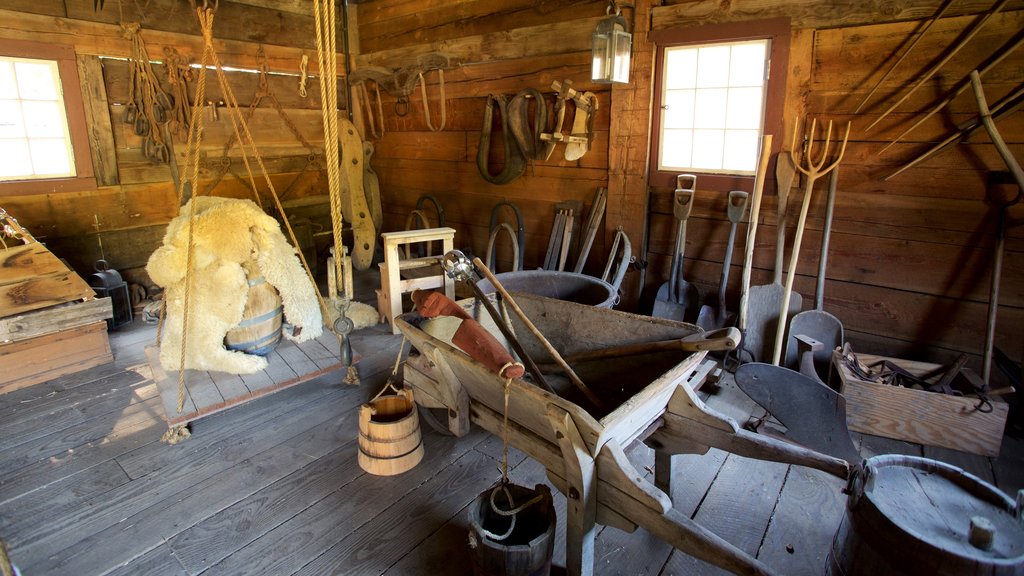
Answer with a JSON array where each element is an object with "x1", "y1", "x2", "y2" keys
[{"x1": 475, "y1": 270, "x2": 617, "y2": 308}]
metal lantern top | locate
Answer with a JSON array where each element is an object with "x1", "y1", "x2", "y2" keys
[{"x1": 591, "y1": 7, "x2": 631, "y2": 84}]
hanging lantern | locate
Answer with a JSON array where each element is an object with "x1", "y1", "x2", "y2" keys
[{"x1": 591, "y1": 6, "x2": 632, "y2": 84}]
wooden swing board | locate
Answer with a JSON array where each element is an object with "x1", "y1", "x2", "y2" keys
[{"x1": 147, "y1": 330, "x2": 359, "y2": 427}]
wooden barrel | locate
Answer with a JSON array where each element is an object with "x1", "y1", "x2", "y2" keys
[
  {"x1": 468, "y1": 483, "x2": 555, "y2": 576},
  {"x1": 357, "y1": 388, "x2": 424, "y2": 476},
  {"x1": 827, "y1": 454, "x2": 1024, "y2": 576},
  {"x1": 224, "y1": 265, "x2": 283, "y2": 356}
]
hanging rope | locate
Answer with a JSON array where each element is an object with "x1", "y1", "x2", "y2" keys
[
  {"x1": 163, "y1": 5, "x2": 348, "y2": 410},
  {"x1": 477, "y1": 362, "x2": 541, "y2": 542},
  {"x1": 314, "y1": 0, "x2": 361, "y2": 384}
]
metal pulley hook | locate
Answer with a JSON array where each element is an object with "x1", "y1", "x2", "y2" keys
[
  {"x1": 441, "y1": 250, "x2": 476, "y2": 282},
  {"x1": 334, "y1": 301, "x2": 355, "y2": 367},
  {"x1": 395, "y1": 95, "x2": 410, "y2": 117}
]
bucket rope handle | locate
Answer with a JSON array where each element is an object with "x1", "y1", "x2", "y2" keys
[
  {"x1": 370, "y1": 335, "x2": 408, "y2": 403},
  {"x1": 480, "y1": 483, "x2": 544, "y2": 541},
  {"x1": 478, "y1": 364, "x2": 538, "y2": 542}
]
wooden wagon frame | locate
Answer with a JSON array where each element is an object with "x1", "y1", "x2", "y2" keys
[{"x1": 396, "y1": 293, "x2": 849, "y2": 576}]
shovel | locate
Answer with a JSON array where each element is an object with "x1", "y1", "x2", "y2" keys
[
  {"x1": 697, "y1": 190, "x2": 748, "y2": 330},
  {"x1": 743, "y1": 154, "x2": 802, "y2": 362},
  {"x1": 784, "y1": 166, "x2": 844, "y2": 378},
  {"x1": 652, "y1": 175, "x2": 699, "y2": 322}
]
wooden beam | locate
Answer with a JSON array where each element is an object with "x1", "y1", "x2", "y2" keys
[
  {"x1": 0, "y1": 8, "x2": 344, "y2": 75},
  {"x1": 650, "y1": 0, "x2": 1024, "y2": 31}
]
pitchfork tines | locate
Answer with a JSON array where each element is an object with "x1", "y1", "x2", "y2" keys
[
  {"x1": 770, "y1": 117, "x2": 850, "y2": 366},
  {"x1": 790, "y1": 117, "x2": 850, "y2": 181}
]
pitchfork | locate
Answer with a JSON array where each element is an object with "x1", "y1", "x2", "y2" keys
[{"x1": 770, "y1": 118, "x2": 850, "y2": 365}]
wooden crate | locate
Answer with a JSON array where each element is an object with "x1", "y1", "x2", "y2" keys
[
  {"x1": 832, "y1": 351, "x2": 1008, "y2": 457},
  {"x1": 0, "y1": 320, "x2": 113, "y2": 395}
]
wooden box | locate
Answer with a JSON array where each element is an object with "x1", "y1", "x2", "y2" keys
[
  {"x1": 0, "y1": 319, "x2": 113, "y2": 395},
  {"x1": 832, "y1": 351, "x2": 1008, "y2": 457}
]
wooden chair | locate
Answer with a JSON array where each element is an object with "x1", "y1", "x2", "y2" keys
[{"x1": 377, "y1": 227, "x2": 456, "y2": 334}]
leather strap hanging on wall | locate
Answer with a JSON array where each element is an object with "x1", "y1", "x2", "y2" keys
[
  {"x1": 477, "y1": 94, "x2": 527, "y2": 185},
  {"x1": 508, "y1": 88, "x2": 549, "y2": 161}
]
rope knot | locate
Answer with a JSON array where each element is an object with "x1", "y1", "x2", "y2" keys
[{"x1": 120, "y1": 22, "x2": 141, "y2": 38}]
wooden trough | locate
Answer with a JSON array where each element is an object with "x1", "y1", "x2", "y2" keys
[{"x1": 396, "y1": 293, "x2": 850, "y2": 576}]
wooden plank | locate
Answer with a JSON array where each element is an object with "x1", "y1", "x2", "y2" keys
[
  {"x1": 237, "y1": 366, "x2": 275, "y2": 394},
  {"x1": 103, "y1": 543, "x2": 187, "y2": 576},
  {"x1": 275, "y1": 338, "x2": 321, "y2": 378},
  {"x1": 0, "y1": 459, "x2": 129, "y2": 539},
  {"x1": 0, "y1": 8, "x2": 338, "y2": 74},
  {"x1": 0, "y1": 270, "x2": 96, "y2": 318},
  {"x1": 651, "y1": 0, "x2": 1024, "y2": 31},
  {"x1": 810, "y1": 12, "x2": 1024, "y2": 99},
  {"x1": 183, "y1": 370, "x2": 227, "y2": 411},
  {"x1": 0, "y1": 296, "x2": 112, "y2": 342},
  {"x1": 203, "y1": 433, "x2": 490, "y2": 575},
  {"x1": 0, "y1": 393, "x2": 163, "y2": 507},
  {"x1": 0, "y1": 369, "x2": 151, "y2": 452},
  {"x1": 0, "y1": 242, "x2": 85, "y2": 285},
  {"x1": 755, "y1": 465, "x2": 846, "y2": 575},
  {"x1": 208, "y1": 370, "x2": 251, "y2": 404},
  {"x1": 292, "y1": 449, "x2": 501, "y2": 575},
  {"x1": 76, "y1": 54, "x2": 118, "y2": 186},
  {"x1": 659, "y1": 453, "x2": 789, "y2": 575},
  {"x1": 61, "y1": 0, "x2": 318, "y2": 52},
  {"x1": 357, "y1": 0, "x2": 606, "y2": 54},
  {"x1": 0, "y1": 321, "x2": 113, "y2": 395},
  {"x1": 835, "y1": 352, "x2": 1009, "y2": 457},
  {"x1": 8, "y1": 375, "x2": 365, "y2": 564},
  {"x1": 357, "y1": 16, "x2": 599, "y2": 68},
  {"x1": 167, "y1": 439, "x2": 363, "y2": 573},
  {"x1": 295, "y1": 335, "x2": 340, "y2": 371},
  {"x1": 23, "y1": 394, "x2": 357, "y2": 575}
]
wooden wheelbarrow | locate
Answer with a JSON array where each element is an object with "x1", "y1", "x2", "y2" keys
[{"x1": 396, "y1": 293, "x2": 849, "y2": 576}]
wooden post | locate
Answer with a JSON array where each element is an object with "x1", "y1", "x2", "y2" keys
[{"x1": 604, "y1": 0, "x2": 655, "y2": 308}]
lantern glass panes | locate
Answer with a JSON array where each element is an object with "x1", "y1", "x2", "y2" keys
[{"x1": 591, "y1": 13, "x2": 631, "y2": 84}]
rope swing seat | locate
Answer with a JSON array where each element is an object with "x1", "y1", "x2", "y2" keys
[{"x1": 143, "y1": 2, "x2": 367, "y2": 440}]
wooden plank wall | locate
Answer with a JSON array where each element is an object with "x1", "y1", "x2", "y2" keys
[
  {"x1": 351, "y1": 0, "x2": 616, "y2": 280},
  {"x1": 0, "y1": 1, "x2": 336, "y2": 286},
  {"x1": 641, "y1": 1, "x2": 1024, "y2": 371}
]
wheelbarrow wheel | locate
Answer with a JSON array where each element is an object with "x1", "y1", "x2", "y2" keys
[{"x1": 418, "y1": 404, "x2": 454, "y2": 436}]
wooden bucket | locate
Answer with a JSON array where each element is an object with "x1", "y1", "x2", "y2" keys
[
  {"x1": 224, "y1": 266, "x2": 283, "y2": 356},
  {"x1": 357, "y1": 388, "x2": 424, "y2": 476},
  {"x1": 468, "y1": 483, "x2": 555, "y2": 576},
  {"x1": 827, "y1": 454, "x2": 1024, "y2": 576}
]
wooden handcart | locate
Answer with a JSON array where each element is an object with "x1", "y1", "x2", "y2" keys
[{"x1": 397, "y1": 293, "x2": 849, "y2": 576}]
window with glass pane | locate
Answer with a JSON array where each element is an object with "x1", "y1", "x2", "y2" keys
[
  {"x1": 0, "y1": 57, "x2": 76, "y2": 181},
  {"x1": 658, "y1": 39, "x2": 767, "y2": 175}
]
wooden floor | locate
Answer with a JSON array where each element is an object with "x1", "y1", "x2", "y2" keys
[{"x1": 2, "y1": 272, "x2": 1023, "y2": 575}]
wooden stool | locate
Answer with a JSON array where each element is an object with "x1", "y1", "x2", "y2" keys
[{"x1": 378, "y1": 227, "x2": 456, "y2": 334}]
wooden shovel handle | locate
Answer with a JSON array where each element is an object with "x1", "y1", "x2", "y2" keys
[{"x1": 559, "y1": 327, "x2": 741, "y2": 364}]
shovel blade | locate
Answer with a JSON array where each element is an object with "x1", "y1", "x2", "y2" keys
[
  {"x1": 735, "y1": 363, "x2": 860, "y2": 463},
  {"x1": 743, "y1": 283, "x2": 802, "y2": 363},
  {"x1": 784, "y1": 310, "x2": 844, "y2": 377},
  {"x1": 653, "y1": 281, "x2": 699, "y2": 322}
]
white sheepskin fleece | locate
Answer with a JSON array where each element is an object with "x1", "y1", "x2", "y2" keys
[{"x1": 147, "y1": 197, "x2": 323, "y2": 374}]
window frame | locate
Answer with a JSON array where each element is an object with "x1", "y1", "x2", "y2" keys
[
  {"x1": 648, "y1": 18, "x2": 791, "y2": 193},
  {"x1": 0, "y1": 39, "x2": 97, "y2": 196}
]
